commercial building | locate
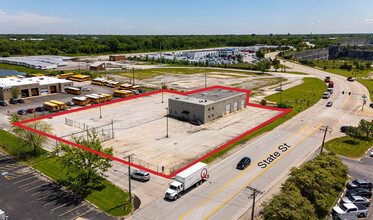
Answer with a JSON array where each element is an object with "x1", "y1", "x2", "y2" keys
[
  {"x1": 0, "y1": 76, "x2": 72, "y2": 100},
  {"x1": 109, "y1": 55, "x2": 126, "y2": 61},
  {"x1": 0, "y1": 56, "x2": 69, "y2": 70},
  {"x1": 168, "y1": 88, "x2": 247, "y2": 124}
]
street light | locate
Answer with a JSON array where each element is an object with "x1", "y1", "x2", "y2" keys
[
  {"x1": 126, "y1": 154, "x2": 135, "y2": 203},
  {"x1": 165, "y1": 107, "x2": 169, "y2": 138},
  {"x1": 99, "y1": 106, "x2": 102, "y2": 119}
]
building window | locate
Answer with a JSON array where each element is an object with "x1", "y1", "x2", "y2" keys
[
  {"x1": 194, "y1": 115, "x2": 196, "y2": 118},
  {"x1": 208, "y1": 115, "x2": 210, "y2": 118},
  {"x1": 208, "y1": 108, "x2": 210, "y2": 111},
  {"x1": 175, "y1": 111, "x2": 177, "y2": 115},
  {"x1": 212, "y1": 114, "x2": 214, "y2": 117},
  {"x1": 212, "y1": 107, "x2": 214, "y2": 110},
  {"x1": 170, "y1": 110, "x2": 172, "y2": 113}
]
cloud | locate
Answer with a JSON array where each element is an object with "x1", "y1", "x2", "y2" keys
[
  {"x1": 317, "y1": 19, "x2": 323, "y2": 23},
  {"x1": 365, "y1": 19, "x2": 373, "y2": 24},
  {"x1": 0, "y1": 10, "x2": 74, "y2": 26}
]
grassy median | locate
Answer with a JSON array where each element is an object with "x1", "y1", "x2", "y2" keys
[{"x1": 324, "y1": 136, "x2": 373, "y2": 158}]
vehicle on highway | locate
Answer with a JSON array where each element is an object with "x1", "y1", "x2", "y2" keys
[
  {"x1": 66, "y1": 101, "x2": 75, "y2": 106},
  {"x1": 341, "y1": 195, "x2": 370, "y2": 207},
  {"x1": 236, "y1": 157, "x2": 251, "y2": 170},
  {"x1": 9, "y1": 99, "x2": 17, "y2": 105},
  {"x1": 340, "y1": 126, "x2": 350, "y2": 132},
  {"x1": 346, "y1": 188, "x2": 372, "y2": 199},
  {"x1": 370, "y1": 103, "x2": 373, "y2": 108},
  {"x1": 26, "y1": 108, "x2": 35, "y2": 113},
  {"x1": 326, "y1": 101, "x2": 333, "y2": 107},
  {"x1": 347, "y1": 179, "x2": 372, "y2": 190},
  {"x1": 17, "y1": 99, "x2": 25, "y2": 103},
  {"x1": 275, "y1": 88, "x2": 283, "y2": 91},
  {"x1": 165, "y1": 162, "x2": 209, "y2": 201},
  {"x1": 325, "y1": 76, "x2": 331, "y2": 83},
  {"x1": 17, "y1": 110, "x2": 26, "y2": 115},
  {"x1": 322, "y1": 92, "x2": 330, "y2": 99},
  {"x1": 370, "y1": 150, "x2": 373, "y2": 157},
  {"x1": 327, "y1": 88, "x2": 333, "y2": 94},
  {"x1": 130, "y1": 170, "x2": 150, "y2": 182},
  {"x1": 332, "y1": 203, "x2": 367, "y2": 219},
  {"x1": 328, "y1": 81, "x2": 334, "y2": 88},
  {"x1": 347, "y1": 77, "x2": 355, "y2": 82},
  {"x1": 0, "y1": 101, "x2": 7, "y2": 106},
  {"x1": 35, "y1": 107, "x2": 45, "y2": 112}
]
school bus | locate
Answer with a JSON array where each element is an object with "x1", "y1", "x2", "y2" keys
[
  {"x1": 69, "y1": 75, "x2": 91, "y2": 82},
  {"x1": 100, "y1": 93, "x2": 112, "y2": 101},
  {"x1": 71, "y1": 97, "x2": 89, "y2": 106},
  {"x1": 49, "y1": 100, "x2": 67, "y2": 110},
  {"x1": 107, "y1": 81, "x2": 119, "y2": 88},
  {"x1": 113, "y1": 90, "x2": 135, "y2": 98},
  {"x1": 58, "y1": 72, "x2": 74, "y2": 79},
  {"x1": 90, "y1": 94, "x2": 106, "y2": 102},
  {"x1": 119, "y1": 84, "x2": 133, "y2": 90},
  {"x1": 131, "y1": 85, "x2": 141, "y2": 91},
  {"x1": 5, "y1": 76, "x2": 19, "y2": 78},
  {"x1": 91, "y1": 78, "x2": 105, "y2": 85},
  {"x1": 65, "y1": 87, "x2": 82, "y2": 95},
  {"x1": 31, "y1": 73, "x2": 44, "y2": 77},
  {"x1": 43, "y1": 102, "x2": 60, "y2": 112}
]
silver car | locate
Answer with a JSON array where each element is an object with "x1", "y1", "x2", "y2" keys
[
  {"x1": 341, "y1": 195, "x2": 370, "y2": 207},
  {"x1": 130, "y1": 170, "x2": 150, "y2": 182}
]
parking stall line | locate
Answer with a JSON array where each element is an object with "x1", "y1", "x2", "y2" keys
[
  {"x1": 70, "y1": 210, "x2": 92, "y2": 220},
  {"x1": 44, "y1": 196, "x2": 64, "y2": 206},
  {"x1": 26, "y1": 183, "x2": 50, "y2": 192},
  {"x1": 14, "y1": 176, "x2": 35, "y2": 184},
  {"x1": 4, "y1": 171, "x2": 32, "y2": 180},
  {"x1": 19, "y1": 179, "x2": 41, "y2": 188},
  {"x1": 51, "y1": 199, "x2": 77, "y2": 211},
  {"x1": 38, "y1": 193, "x2": 59, "y2": 201},
  {"x1": 59, "y1": 204, "x2": 85, "y2": 217}
]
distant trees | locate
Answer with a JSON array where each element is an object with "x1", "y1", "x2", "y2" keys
[
  {"x1": 256, "y1": 60, "x2": 271, "y2": 73},
  {"x1": 345, "y1": 119, "x2": 373, "y2": 142}
]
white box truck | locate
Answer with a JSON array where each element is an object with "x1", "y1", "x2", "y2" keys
[
  {"x1": 165, "y1": 162, "x2": 209, "y2": 200},
  {"x1": 0, "y1": 209, "x2": 6, "y2": 220}
]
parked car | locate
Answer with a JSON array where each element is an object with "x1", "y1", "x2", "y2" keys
[
  {"x1": 130, "y1": 170, "x2": 150, "y2": 182},
  {"x1": 35, "y1": 107, "x2": 45, "y2": 112},
  {"x1": 340, "y1": 126, "x2": 350, "y2": 132},
  {"x1": 17, "y1": 110, "x2": 26, "y2": 115},
  {"x1": 66, "y1": 101, "x2": 75, "y2": 106},
  {"x1": 275, "y1": 88, "x2": 283, "y2": 91},
  {"x1": 9, "y1": 99, "x2": 17, "y2": 105},
  {"x1": 346, "y1": 188, "x2": 372, "y2": 199},
  {"x1": 326, "y1": 101, "x2": 333, "y2": 107},
  {"x1": 332, "y1": 203, "x2": 367, "y2": 219},
  {"x1": 236, "y1": 157, "x2": 251, "y2": 170},
  {"x1": 370, "y1": 103, "x2": 373, "y2": 108},
  {"x1": 347, "y1": 77, "x2": 355, "y2": 82},
  {"x1": 370, "y1": 150, "x2": 373, "y2": 157},
  {"x1": 190, "y1": 119, "x2": 202, "y2": 126},
  {"x1": 341, "y1": 195, "x2": 370, "y2": 207},
  {"x1": 347, "y1": 179, "x2": 372, "y2": 190},
  {"x1": 0, "y1": 101, "x2": 7, "y2": 106},
  {"x1": 26, "y1": 108, "x2": 35, "y2": 113},
  {"x1": 17, "y1": 99, "x2": 25, "y2": 103},
  {"x1": 81, "y1": 87, "x2": 90, "y2": 91}
]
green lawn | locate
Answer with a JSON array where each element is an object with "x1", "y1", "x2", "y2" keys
[
  {"x1": 203, "y1": 77, "x2": 326, "y2": 163},
  {"x1": 324, "y1": 136, "x2": 373, "y2": 158},
  {"x1": 356, "y1": 78, "x2": 373, "y2": 102}
]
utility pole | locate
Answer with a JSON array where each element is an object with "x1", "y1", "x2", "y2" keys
[
  {"x1": 160, "y1": 42, "x2": 162, "y2": 65},
  {"x1": 165, "y1": 107, "x2": 169, "y2": 138},
  {"x1": 279, "y1": 77, "x2": 283, "y2": 104},
  {"x1": 161, "y1": 82, "x2": 165, "y2": 103},
  {"x1": 319, "y1": 126, "x2": 332, "y2": 154},
  {"x1": 132, "y1": 68, "x2": 135, "y2": 86},
  {"x1": 127, "y1": 154, "x2": 135, "y2": 203},
  {"x1": 205, "y1": 73, "x2": 207, "y2": 88},
  {"x1": 246, "y1": 186, "x2": 263, "y2": 220}
]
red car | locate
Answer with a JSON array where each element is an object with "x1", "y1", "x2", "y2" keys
[{"x1": 26, "y1": 108, "x2": 35, "y2": 113}]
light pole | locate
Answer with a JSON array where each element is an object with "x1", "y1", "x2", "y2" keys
[
  {"x1": 126, "y1": 154, "x2": 135, "y2": 203},
  {"x1": 205, "y1": 73, "x2": 207, "y2": 88},
  {"x1": 161, "y1": 82, "x2": 165, "y2": 103},
  {"x1": 279, "y1": 77, "x2": 283, "y2": 104},
  {"x1": 166, "y1": 107, "x2": 169, "y2": 138},
  {"x1": 99, "y1": 106, "x2": 102, "y2": 119}
]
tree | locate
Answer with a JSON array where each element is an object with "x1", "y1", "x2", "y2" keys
[
  {"x1": 256, "y1": 50, "x2": 265, "y2": 59},
  {"x1": 358, "y1": 119, "x2": 373, "y2": 139},
  {"x1": 236, "y1": 54, "x2": 243, "y2": 62},
  {"x1": 345, "y1": 126, "x2": 361, "y2": 143},
  {"x1": 260, "y1": 99, "x2": 267, "y2": 106},
  {"x1": 9, "y1": 114, "x2": 53, "y2": 154},
  {"x1": 10, "y1": 87, "x2": 21, "y2": 100},
  {"x1": 256, "y1": 60, "x2": 271, "y2": 74},
  {"x1": 58, "y1": 130, "x2": 113, "y2": 195}
]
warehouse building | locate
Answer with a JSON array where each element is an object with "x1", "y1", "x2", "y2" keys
[
  {"x1": 0, "y1": 76, "x2": 72, "y2": 100},
  {"x1": 89, "y1": 62, "x2": 106, "y2": 71},
  {"x1": 109, "y1": 55, "x2": 126, "y2": 61},
  {"x1": 168, "y1": 89, "x2": 247, "y2": 124}
]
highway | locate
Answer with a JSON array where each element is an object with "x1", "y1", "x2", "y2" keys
[{"x1": 129, "y1": 52, "x2": 372, "y2": 220}]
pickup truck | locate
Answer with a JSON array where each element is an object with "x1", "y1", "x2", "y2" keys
[{"x1": 332, "y1": 203, "x2": 367, "y2": 218}]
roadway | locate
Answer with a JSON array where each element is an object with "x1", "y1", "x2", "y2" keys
[{"x1": 128, "y1": 52, "x2": 372, "y2": 220}]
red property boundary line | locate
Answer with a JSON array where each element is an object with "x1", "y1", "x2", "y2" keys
[{"x1": 12, "y1": 85, "x2": 291, "y2": 179}]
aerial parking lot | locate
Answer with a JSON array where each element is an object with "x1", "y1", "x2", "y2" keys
[{"x1": 40, "y1": 89, "x2": 284, "y2": 176}]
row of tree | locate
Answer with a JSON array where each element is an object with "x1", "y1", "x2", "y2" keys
[
  {"x1": 345, "y1": 119, "x2": 373, "y2": 142},
  {"x1": 262, "y1": 153, "x2": 348, "y2": 220}
]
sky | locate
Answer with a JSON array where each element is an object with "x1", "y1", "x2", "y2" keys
[{"x1": 0, "y1": 0, "x2": 372, "y2": 35}]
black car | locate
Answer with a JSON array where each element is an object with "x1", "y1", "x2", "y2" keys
[
  {"x1": 35, "y1": 107, "x2": 45, "y2": 112},
  {"x1": 236, "y1": 157, "x2": 251, "y2": 170},
  {"x1": 17, "y1": 110, "x2": 27, "y2": 115},
  {"x1": 347, "y1": 77, "x2": 354, "y2": 82},
  {"x1": 370, "y1": 103, "x2": 373, "y2": 108},
  {"x1": 326, "y1": 101, "x2": 333, "y2": 107},
  {"x1": 340, "y1": 126, "x2": 350, "y2": 132},
  {"x1": 347, "y1": 179, "x2": 373, "y2": 190},
  {"x1": 190, "y1": 119, "x2": 202, "y2": 126},
  {"x1": 17, "y1": 99, "x2": 25, "y2": 103},
  {"x1": 9, "y1": 99, "x2": 17, "y2": 105},
  {"x1": 346, "y1": 188, "x2": 372, "y2": 199},
  {"x1": 0, "y1": 101, "x2": 7, "y2": 106}
]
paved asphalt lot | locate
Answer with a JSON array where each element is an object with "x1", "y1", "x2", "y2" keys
[{"x1": 0, "y1": 151, "x2": 114, "y2": 220}]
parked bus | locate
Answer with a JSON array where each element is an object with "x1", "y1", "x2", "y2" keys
[
  {"x1": 65, "y1": 87, "x2": 82, "y2": 95},
  {"x1": 91, "y1": 78, "x2": 106, "y2": 85},
  {"x1": 113, "y1": 90, "x2": 134, "y2": 98},
  {"x1": 85, "y1": 94, "x2": 101, "y2": 103},
  {"x1": 43, "y1": 102, "x2": 60, "y2": 112},
  {"x1": 72, "y1": 97, "x2": 89, "y2": 106},
  {"x1": 69, "y1": 75, "x2": 91, "y2": 82},
  {"x1": 58, "y1": 72, "x2": 74, "y2": 79},
  {"x1": 90, "y1": 94, "x2": 105, "y2": 102},
  {"x1": 31, "y1": 73, "x2": 44, "y2": 77},
  {"x1": 100, "y1": 93, "x2": 113, "y2": 101},
  {"x1": 119, "y1": 84, "x2": 133, "y2": 90},
  {"x1": 49, "y1": 100, "x2": 67, "y2": 110},
  {"x1": 107, "y1": 81, "x2": 119, "y2": 88},
  {"x1": 131, "y1": 85, "x2": 141, "y2": 91}
]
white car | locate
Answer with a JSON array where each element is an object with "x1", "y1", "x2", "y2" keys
[{"x1": 370, "y1": 150, "x2": 373, "y2": 157}]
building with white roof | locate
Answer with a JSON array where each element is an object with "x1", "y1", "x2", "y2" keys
[{"x1": 0, "y1": 56, "x2": 70, "y2": 70}]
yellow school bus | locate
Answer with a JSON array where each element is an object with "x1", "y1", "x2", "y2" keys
[
  {"x1": 50, "y1": 100, "x2": 67, "y2": 110},
  {"x1": 107, "y1": 81, "x2": 119, "y2": 88},
  {"x1": 43, "y1": 102, "x2": 60, "y2": 112},
  {"x1": 119, "y1": 84, "x2": 133, "y2": 90},
  {"x1": 85, "y1": 94, "x2": 101, "y2": 103},
  {"x1": 31, "y1": 73, "x2": 44, "y2": 77},
  {"x1": 91, "y1": 78, "x2": 105, "y2": 85},
  {"x1": 69, "y1": 75, "x2": 91, "y2": 82},
  {"x1": 65, "y1": 87, "x2": 82, "y2": 95},
  {"x1": 131, "y1": 85, "x2": 141, "y2": 91},
  {"x1": 90, "y1": 94, "x2": 106, "y2": 102},
  {"x1": 113, "y1": 90, "x2": 134, "y2": 98},
  {"x1": 100, "y1": 93, "x2": 112, "y2": 101},
  {"x1": 72, "y1": 97, "x2": 89, "y2": 106},
  {"x1": 58, "y1": 72, "x2": 74, "y2": 79}
]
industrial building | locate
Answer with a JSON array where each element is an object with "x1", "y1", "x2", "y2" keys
[
  {"x1": 109, "y1": 55, "x2": 126, "y2": 61},
  {"x1": 0, "y1": 56, "x2": 70, "y2": 70},
  {"x1": 168, "y1": 89, "x2": 247, "y2": 124},
  {"x1": 89, "y1": 62, "x2": 106, "y2": 71},
  {"x1": 0, "y1": 76, "x2": 72, "y2": 100}
]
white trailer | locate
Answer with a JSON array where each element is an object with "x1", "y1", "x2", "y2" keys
[
  {"x1": 0, "y1": 209, "x2": 7, "y2": 220},
  {"x1": 165, "y1": 162, "x2": 209, "y2": 200}
]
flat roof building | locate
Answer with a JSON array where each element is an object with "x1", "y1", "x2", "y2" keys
[{"x1": 168, "y1": 88, "x2": 247, "y2": 124}]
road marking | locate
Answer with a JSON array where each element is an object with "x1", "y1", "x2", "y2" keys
[
  {"x1": 14, "y1": 176, "x2": 35, "y2": 184},
  {"x1": 4, "y1": 171, "x2": 32, "y2": 180},
  {"x1": 178, "y1": 122, "x2": 313, "y2": 219},
  {"x1": 19, "y1": 179, "x2": 41, "y2": 188},
  {"x1": 26, "y1": 183, "x2": 49, "y2": 192},
  {"x1": 204, "y1": 123, "x2": 323, "y2": 219},
  {"x1": 70, "y1": 210, "x2": 91, "y2": 220},
  {"x1": 51, "y1": 199, "x2": 76, "y2": 211},
  {"x1": 38, "y1": 193, "x2": 59, "y2": 201},
  {"x1": 44, "y1": 196, "x2": 64, "y2": 206},
  {"x1": 59, "y1": 204, "x2": 85, "y2": 216}
]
